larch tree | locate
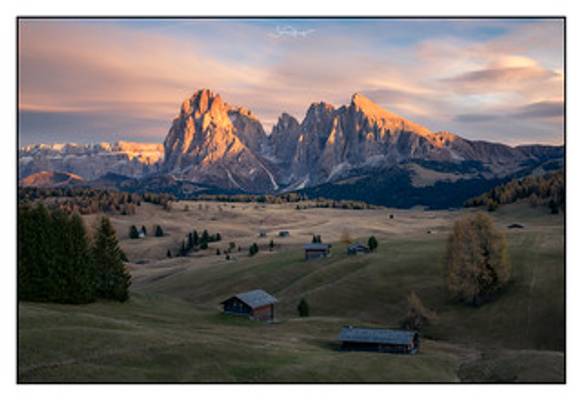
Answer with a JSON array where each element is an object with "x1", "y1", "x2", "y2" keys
[{"x1": 445, "y1": 213, "x2": 510, "y2": 306}]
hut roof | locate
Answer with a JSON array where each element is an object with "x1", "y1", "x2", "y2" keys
[
  {"x1": 348, "y1": 243, "x2": 369, "y2": 250},
  {"x1": 338, "y1": 326, "x2": 417, "y2": 345},
  {"x1": 304, "y1": 243, "x2": 331, "y2": 251},
  {"x1": 222, "y1": 289, "x2": 278, "y2": 308}
]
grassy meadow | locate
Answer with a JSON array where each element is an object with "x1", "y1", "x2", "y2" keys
[{"x1": 18, "y1": 201, "x2": 565, "y2": 382}]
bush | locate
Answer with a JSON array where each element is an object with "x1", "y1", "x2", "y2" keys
[
  {"x1": 400, "y1": 291, "x2": 437, "y2": 331},
  {"x1": 446, "y1": 213, "x2": 511, "y2": 306},
  {"x1": 297, "y1": 298, "x2": 310, "y2": 317}
]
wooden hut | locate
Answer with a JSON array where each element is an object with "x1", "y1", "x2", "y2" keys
[
  {"x1": 304, "y1": 243, "x2": 331, "y2": 260},
  {"x1": 338, "y1": 326, "x2": 419, "y2": 354},
  {"x1": 221, "y1": 289, "x2": 278, "y2": 321}
]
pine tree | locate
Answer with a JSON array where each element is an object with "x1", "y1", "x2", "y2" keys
[
  {"x1": 192, "y1": 230, "x2": 199, "y2": 245},
  {"x1": 63, "y1": 213, "x2": 96, "y2": 304},
  {"x1": 155, "y1": 225, "x2": 164, "y2": 237},
  {"x1": 368, "y1": 236, "x2": 378, "y2": 252},
  {"x1": 129, "y1": 225, "x2": 140, "y2": 239},
  {"x1": 201, "y1": 229, "x2": 210, "y2": 243},
  {"x1": 249, "y1": 243, "x2": 259, "y2": 256},
  {"x1": 93, "y1": 216, "x2": 131, "y2": 302},
  {"x1": 215, "y1": 233, "x2": 221, "y2": 241},
  {"x1": 166, "y1": 249, "x2": 172, "y2": 258},
  {"x1": 141, "y1": 225, "x2": 147, "y2": 236},
  {"x1": 269, "y1": 239, "x2": 275, "y2": 251},
  {"x1": 297, "y1": 298, "x2": 310, "y2": 317}
]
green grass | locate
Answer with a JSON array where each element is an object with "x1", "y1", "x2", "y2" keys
[{"x1": 18, "y1": 204, "x2": 564, "y2": 382}]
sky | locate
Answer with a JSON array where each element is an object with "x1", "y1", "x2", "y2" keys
[{"x1": 18, "y1": 18, "x2": 564, "y2": 146}]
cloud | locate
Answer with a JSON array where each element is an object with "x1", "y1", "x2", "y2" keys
[{"x1": 18, "y1": 19, "x2": 564, "y2": 146}]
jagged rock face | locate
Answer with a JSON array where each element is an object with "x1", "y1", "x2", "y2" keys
[
  {"x1": 286, "y1": 94, "x2": 458, "y2": 186},
  {"x1": 19, "y1": 89, "x2": 564, "y2": 196},
  {"x1": 18, "y1": 141, "x2": 163, "y2": 180},
  {"x1": 162, "y1": 89, "x2": 278, "y2": 192},
  {"x1": 227, "y1": 107, "x2": 268, "y2": 154},
  {"x1": 269, "y1": 113, "x2": 300, "y2": 167}
]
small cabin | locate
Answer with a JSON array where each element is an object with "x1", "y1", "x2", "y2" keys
[
  {"x1": 338, "y1": 326, "x2": 419, "y2": 354},
  {"x1": 304, "y1": 243, "x2": 331, "y2": 260},
  {"x1": 347, "y1": 243, "x2": 370, "y2": 255},
  {"x1": 221, "y1": 289, "x2": 278, "y2": 322},
  {"x1": 278, "y1": 231, "x2": 290, "y2": 237}
]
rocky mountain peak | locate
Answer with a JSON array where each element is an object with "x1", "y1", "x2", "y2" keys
[{"x1": 272, "y1": 113, "x2": 300, "y2": 135}]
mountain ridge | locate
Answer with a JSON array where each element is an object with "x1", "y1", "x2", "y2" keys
[{"x1": 18, "y1": 88, "x2": 564, "y2": 208}]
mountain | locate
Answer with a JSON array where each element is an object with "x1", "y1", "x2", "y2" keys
[
  {"x1": 18, "y1": 89, "x2": 564, "y2": 208},
  {"x1": 19, "y1": 141, "x2": 163, "y2": 180},
  {"x1": 20, "y1": 170, "x2": 84, "y2": 188},
  {"x1": 162, "y1": 89, "x2": 278, "y2": 192}
]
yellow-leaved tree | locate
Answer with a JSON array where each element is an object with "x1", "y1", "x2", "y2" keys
[{"x1": 445, "y1": 213, "x2": 510, "y2": 306}]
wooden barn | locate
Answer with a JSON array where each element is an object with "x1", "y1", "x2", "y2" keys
[
  {"x1": 338, "y1": 326, "x2": 419, "y2": 354},
  {"x1": 221, "y1": 289, "x2": 278, "y2": 321},
  {"x1": 304, "y1": 243, "x2": 331, "y2": 260},
  {"x1": 347, "y1": 243, "x2": 370, "y2": 255}
]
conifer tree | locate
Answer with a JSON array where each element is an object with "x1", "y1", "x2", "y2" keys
[
  {"x1": 155, "y1": 225, "x2": 164, "y2": 237},
  {"x1": 368, "y1": 236, "x2": 378, "y2": 252},
  {"x1": 93, "y1": 216, "x2": 131, "y2": 302},
  {"x1": 129, "y1": 225, "x2": 140, "y2": 239},
  {"x1": 297, "y1": 298, "x2": 310, "y2": 317},
  {"x1": 63, "y1": 213, "x2": 96, "y2": 303}
]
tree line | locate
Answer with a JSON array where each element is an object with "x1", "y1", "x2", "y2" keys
[
  {"x1": 190, "y1": 193, "x2": 378, "y2": 210},
  {"x1": 464, "y1": 170, "x2": 564, "y2": 213},
  {"x1": 18, "y1": 203, "x2": 130, "y2": 304},
  {"x1": 19, "y1": 187, "x2": 176, "y2": 216}
]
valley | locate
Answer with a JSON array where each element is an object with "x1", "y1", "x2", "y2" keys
[{"x1": 18, "y1": 201, "x2": 565, "y2": 382}]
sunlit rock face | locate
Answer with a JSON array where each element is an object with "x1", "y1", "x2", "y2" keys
[
  {"x1": 18, "y1": 141, "x2": 163, "y2": 180},
  {"x1": 20, "y1": 89, "x2": 563, "y2": 194},
  {"x1": 162, "y1": 89, "x2": 278, "y2": 192}
]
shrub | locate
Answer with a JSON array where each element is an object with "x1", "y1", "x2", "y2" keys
[{"x1": 400, "y1": 291, "x2": 437, "y2": 331}]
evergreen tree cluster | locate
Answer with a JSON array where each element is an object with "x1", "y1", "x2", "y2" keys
[
  {"x1": 18, "y1": 204, "x2": 131, "y2": 304},
  {"x1": 190, "y1": 193, "x2": 377, "y2": 210},
  {"x1": 464, "y1": 170, "x2": 564, "y2": 214},
  {"x1": 312, "y1": 234, "x2": 322, "y2": 243},
  {"x1": 178, "y1": 229, "x2": 221, "y2": 256},
  {"x1": 18, "y1": 187, "x2": 143, "y2": 215}
]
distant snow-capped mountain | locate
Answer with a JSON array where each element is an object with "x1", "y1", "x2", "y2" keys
[{"x1": 19, "y1": 141, "x2": 163, "y2": 180}]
